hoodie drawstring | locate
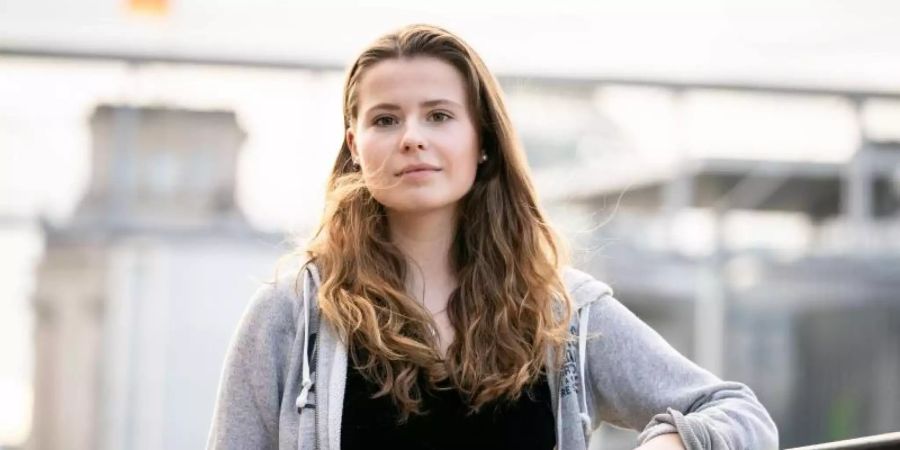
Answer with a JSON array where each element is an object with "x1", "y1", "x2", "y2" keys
[
  {"x1": 578, "y1": 302, "x2": 593, "y2": 438},
  {"x1": 295, "y1": 266, "x2": 313, "y2": 413}
]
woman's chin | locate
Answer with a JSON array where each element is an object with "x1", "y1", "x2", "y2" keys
[{"x1": 382, "y1": 199, "x2": 460, "y2": 216}]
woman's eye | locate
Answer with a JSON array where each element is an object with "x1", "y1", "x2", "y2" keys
[
  {"x1": 429, "y1": 111, "x2": 452, "y2": 122},
  {"x1": 373, "y1": 116, "x2": 397, "y2": 127}
]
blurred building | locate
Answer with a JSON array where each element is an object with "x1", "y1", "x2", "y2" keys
[
  {"x1": 564, "y1": 151, "x2": 900, "y2": 448},
  {"x1": 506, "y1": 79, "x2": 900, "y2": 448},
  {"x1": 29, "y1": 105, "x2": 285, "y2": 450}
]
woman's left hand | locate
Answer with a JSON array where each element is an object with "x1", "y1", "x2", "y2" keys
[{"x1": 634, "y1": 432, "x2": 687, "y2": 450}]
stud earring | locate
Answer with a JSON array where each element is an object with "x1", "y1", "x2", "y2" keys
[{"x1": 479, "y1": 151, "x2": 488, "y2": 163}]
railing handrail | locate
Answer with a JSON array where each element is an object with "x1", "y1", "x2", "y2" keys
[{"x1": 786, "y1": 432, "x2": 900, "y2": 450}]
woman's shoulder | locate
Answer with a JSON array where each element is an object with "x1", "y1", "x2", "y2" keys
[{"x1": 239, "y1": 266, "x2": 313, "y2": 336}]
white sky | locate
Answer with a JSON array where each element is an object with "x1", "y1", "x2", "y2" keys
[{"x1": 2, "y1": 0, "x2": 900, "y2": 89}]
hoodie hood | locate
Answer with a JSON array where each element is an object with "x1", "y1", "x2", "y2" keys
[{"x1": 562, "y1": 266, "x2": 614, "y2": 310}]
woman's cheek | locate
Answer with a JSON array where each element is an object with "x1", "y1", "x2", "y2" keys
[{"x1": 365, "y1": 135, "x2": 395, "y2": 169}]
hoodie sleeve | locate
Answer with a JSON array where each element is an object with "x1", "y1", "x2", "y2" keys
[
  {"x1": 582, "y1": 292, "x2": 778, "y2": 450},
  {"x1": 206, "y1": 279, "x2": 299, "y2": 450}
]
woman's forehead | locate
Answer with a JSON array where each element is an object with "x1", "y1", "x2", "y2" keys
[{"x1": 356, "y1": 57, "x2": 469, "y2": 113}]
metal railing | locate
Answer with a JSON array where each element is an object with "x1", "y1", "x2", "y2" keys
[{"x1": 786, "y1": 432, "x2": 900, "y2": 450}]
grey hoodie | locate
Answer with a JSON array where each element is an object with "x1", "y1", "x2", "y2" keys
[{"x1": 207, "y1": 264, "x2": 778, "y2": 450}]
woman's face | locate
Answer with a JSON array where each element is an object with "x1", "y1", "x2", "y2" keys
[{"x1": 346, "y1": 56, "x2": 480, "y2": 216}]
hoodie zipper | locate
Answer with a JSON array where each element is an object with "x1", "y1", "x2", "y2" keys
[
  {"x1": 315, "y1": 380, "x2": 321, "y2": 450},
  {"x1": 313, "y1": 330, "x2": 322, "y2": 450},
  {"x1": 309, "y1": 265, "x2": 323, "y2": 450}
]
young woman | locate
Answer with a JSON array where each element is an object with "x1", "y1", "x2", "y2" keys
[{"x1": 207, "y1": 24, "x2": 778, "y2": 450}]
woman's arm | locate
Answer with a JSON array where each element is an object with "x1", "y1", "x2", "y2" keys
[
  {"x1": 583, "y1": 293, "x2": 778, "y2": 450},
  {"x1": 206, "y1": 281, "x2": 299, "y2": 450},
  {"x1": 638, "y1": 433, "x2": 687, "y2": 450}
]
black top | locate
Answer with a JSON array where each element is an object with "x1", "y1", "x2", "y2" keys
[{"x1": 340, "y1": 354, "x2": 556, "y2": 450}]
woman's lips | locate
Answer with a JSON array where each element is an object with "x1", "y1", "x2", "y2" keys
[
  {"x1": 396, "y1": 163, "x2": 441, "y2": 176},
  {"x1": 399, "y1": 168, "x2": 441, "y2": 179}
]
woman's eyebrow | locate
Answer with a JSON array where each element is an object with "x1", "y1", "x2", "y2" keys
[
  {"x1": 365, "y1": 103, "x2": 402, "y2": 113},
  {"x1": 421, "y1": 99, "x2": 462, "y2": 109},
  {"x1": 363, "y1": 99, "x2": 463, "y2": 115}
]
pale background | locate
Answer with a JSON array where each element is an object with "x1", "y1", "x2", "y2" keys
[{"x1": 2, "y1": 1, "x2": 900, "y2": 449}]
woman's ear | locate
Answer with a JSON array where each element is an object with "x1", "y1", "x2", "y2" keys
[{"x1": 346, "y1": 127, "x2": 358, "y2": 161}]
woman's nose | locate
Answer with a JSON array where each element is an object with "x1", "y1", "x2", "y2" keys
[{"x1": 400, "y1": 122, "x2": 427, "y2": 152}]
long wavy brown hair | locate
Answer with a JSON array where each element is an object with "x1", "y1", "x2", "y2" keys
[{"x1": 299, "y1": 24, "x2": 573, "y2": 420}]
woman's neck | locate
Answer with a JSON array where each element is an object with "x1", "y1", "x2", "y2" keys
[{"x1": 387, "y1": 207, "x2": 458, "y2": 313}]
